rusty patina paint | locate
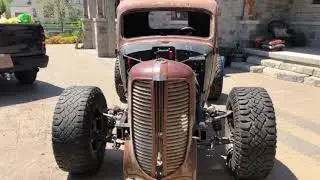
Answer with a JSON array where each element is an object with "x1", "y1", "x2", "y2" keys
[
  {"x1": 119, "y1": 1, "x2": 217, "y2": 179},
  {"x1": 117, "y1": 0, "x2": 217, "y2": 15},
  {"x1": 116, "y1": 0, "x2": 218, "y2": 49},
  {"x1": 125, "y1": 60, "x2": 197, "y2": 179}
]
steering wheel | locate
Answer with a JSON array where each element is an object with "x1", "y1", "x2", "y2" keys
[{"x1": 173, "y1": 27, "x2": 201, "y2": 36}]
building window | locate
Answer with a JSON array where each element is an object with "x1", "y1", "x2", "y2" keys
[{"x1": 313, "y1": 0, "x2": 320, "y2": 4}]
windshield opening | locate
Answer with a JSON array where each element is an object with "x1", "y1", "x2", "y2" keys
[{"x1": 122, "y1": 10, "x2": 211, "y2": 38}]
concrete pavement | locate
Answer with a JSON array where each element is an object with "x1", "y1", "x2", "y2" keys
[{"x1": 0, "y1": 45, "x2": 319, "y2": 180}]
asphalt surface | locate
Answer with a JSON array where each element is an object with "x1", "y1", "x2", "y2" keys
[{"x1": 0, "y1": 45, "x2": 319, "y2": 180}]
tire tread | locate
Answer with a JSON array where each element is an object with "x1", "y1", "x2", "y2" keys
[
  {"x1": 52, "y1": 86, "x2": 107, "y2": 174},
  {"x1": 227, "y1": 87, "x2": 277, "y2": 179}
]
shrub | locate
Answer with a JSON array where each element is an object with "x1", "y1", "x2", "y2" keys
[{"x1": 46, "y1": 35, "x2": 80, "y2": 44}]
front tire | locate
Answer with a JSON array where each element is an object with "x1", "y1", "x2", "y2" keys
[
  {"x1": 14, "y1": 69, "x2": 38, "y2": 84},
  {"x1": 225, "y1": 87, "x2": 277, "y2": 179},
  {"x1": 114, "y1": 59, "x2": 127, "y2": 103},
  {"x1": 208, "y1": 55, "x2": 223, "y2": 101},
  {"x1": 52, "y1": 86, "x2": 108, "y2": 174}
]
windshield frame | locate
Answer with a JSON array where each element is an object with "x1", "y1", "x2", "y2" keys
[{"x1": 118, "y1": 8, "x2": 215, "y2": 41}]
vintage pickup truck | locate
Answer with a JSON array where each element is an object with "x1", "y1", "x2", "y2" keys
[{"x1": 0, "y1": 24, "x2": 48, "y2": 84}]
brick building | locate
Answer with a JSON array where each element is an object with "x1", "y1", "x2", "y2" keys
[{"x1": 217, "y1": 0, "x2": 320, "y2": 48}]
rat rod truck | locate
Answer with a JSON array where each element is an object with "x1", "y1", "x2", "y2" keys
[
  {"x1": 0, "y1": 24, "x2": 48, "y2": 84},
  {"x1": 52, "y1": 0, "x2": 277, "y2": 179}
]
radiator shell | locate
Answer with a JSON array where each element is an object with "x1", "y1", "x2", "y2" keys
[{"x1": 124, "y1": 59, "x2": 197, "y2": 179}]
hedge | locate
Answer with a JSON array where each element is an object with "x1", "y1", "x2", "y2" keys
[{"x1": 46, "y1": 35, "x2": 79, "y2": 44}]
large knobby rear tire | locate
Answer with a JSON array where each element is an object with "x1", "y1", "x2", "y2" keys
[
  {"x1": 208, "y1": 55, "x2": 223, "y2": 101},
  {"x1": 225, "y1": 87, "x2": 277, "y2": 179},
  {"x1": 14, "y1": 69, "x2": 38, "y2": 84},
  {"x1": 52, "y1": 86, "x2": 108, "y2": 174},
  {"x1": 114, "y1": 59, "x2": 127, "y2": 103}
]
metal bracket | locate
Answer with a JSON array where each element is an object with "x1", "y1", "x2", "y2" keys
[{"x1": 214, "y1": 110, "x2": 233, "y2": 120}]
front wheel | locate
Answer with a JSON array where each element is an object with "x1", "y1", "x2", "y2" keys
[
  {"x1": 114, "y1": 59, "x2": 127, "y2": 103},
  {"x1": 52, "y1": 86, "x2": 108, "y2": 174},
  {"x1": 208, "y1": 55, "x2": 223, "y2": 101},
  {"x1": 225, "y1": 87, "x2": 277, "y2": 179}
]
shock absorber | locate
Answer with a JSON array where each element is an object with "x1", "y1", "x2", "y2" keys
[{"x1": 212, "y1": 117, "x2": 222, "y2": 132}]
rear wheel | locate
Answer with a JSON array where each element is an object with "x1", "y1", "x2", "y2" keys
[
  {"x1": 225, "y1": 87, "x2": 277, "y2": 179},
  {"x1": 114, "y1": 59, "x2": 127, "y2": 103},
  {"x1": 52, "y1": 86, "x2": 108, "y2": 174},
  {"x1": 14, "y1": 69, "x2": 38, "y2": 84},
  {"x1": 208, "y1": 55, "x2": 223, "y2": 101}
]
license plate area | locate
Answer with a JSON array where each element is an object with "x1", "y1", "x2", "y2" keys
[{"x1": 0, "y1": 54, "x2": 14, "y2": 69}]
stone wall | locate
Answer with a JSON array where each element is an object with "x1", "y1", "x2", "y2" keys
[
  {"x1": 256, "y1": 0, "x2": 291, "y2": 24},
  {"x1": 217, "y1": 0, "x2": 320, "y2": 48},
  {"x1": 290, "y1": 0, "x2": 320, "y2": 22},
  {"x1": 217, "y1": 0, "x2": 292, "y2": 48},
  {"x1": 216, "y1": 0, "x2": 244, "y2": 48},
  {"x1": 289, "y1": 0, "x2": 320, "y2": 47}
]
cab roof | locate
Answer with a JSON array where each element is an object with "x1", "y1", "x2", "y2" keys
[{"x1": 117, "y1": 0, "x2": 217, "y2": 15}]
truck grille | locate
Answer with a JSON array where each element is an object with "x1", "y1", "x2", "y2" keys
[
  {"x1": 132, "y1": 80, "x2": 190, "y2": 177},
  {"x1": 164, "y1": 81, "x2": 190, "y2": 175},
  {"x1": 132, "y1": 80, "x2": 153, "y2": 174}
]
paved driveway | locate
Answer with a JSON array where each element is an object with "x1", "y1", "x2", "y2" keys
[{"x1": 0, "y1": 45, "x2": 319, "y2": 180}]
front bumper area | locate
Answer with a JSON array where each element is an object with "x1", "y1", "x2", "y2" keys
[{"x1": 123, "y1": 139, "x2": 197, "y2": 180}]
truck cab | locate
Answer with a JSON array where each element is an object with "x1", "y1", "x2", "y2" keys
[{"x1": 0, "y1": 24, "x2": 48, "y2": 84}]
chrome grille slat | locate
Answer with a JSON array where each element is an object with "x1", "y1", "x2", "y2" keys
[
  {"x1": 133, "y1": 88, "x2": 151, "y2": 96},
  {"x1": 133, "y1": 85, "x2": 151, "y2": 92},
  {"x1": 133, "y1": 112, "x2": 152, "y2": 120},
  {"x1": 133, "y1": 128, "x2": 153, "y2": 137},
  {"x1": 164, "y1": 80, "x2": 190, "y2": 175},
  {"x1": 135, "y1": 81, "x2": 151, "y2": 86},
  {"x1": 133, "y1": 120, "x2": 152, "y2": 129},
  {"x1": 133, "y1": 99, "x2": 152, "y2": 107},
  {"x1": 165, "y1": 145, "x2": 188, "y2": 153},
  {"x1": 132, "y1": 80, "x2": 153, "y2": 175},
  {"x1": 134, "y1": 137, "x2": 153, "y2": 145},
  {"x1": 135, "y1": 145, "x2": 153, "y2": 152},
  {"x1": 167, "y1": 139, "x2": 188, "y2": 146},
  {"x1": 167, "y1": 114, "x2": 188, "y2": 119},
  {"x1": 133, "y1": 124, "x2": 152, "y2": 134},
  {"x1": 168, "y1": 108, "x2": 189, "y2": 114},
  {"x1": 132, "y1": 106, "x2": 151, "y2": 115},
  {"x1": 167, "y1": 158, "x2": 185, "y2": 162},
  {"x1": 167, "y1": 97, "x2": 189, "y2": 104},
  {"x1": 133, "y1": 118, "x2": 152, "y2": 126},
  {"x1": 167, "y1": 89, "x2": 189, "y2": 97},
  {"x1": 168, "y1": 106, "x2": 190, "y2": 112},
  {"x1": 167, "y1": 123, "x2": 188, "y2": 128},
  {"x1": 167, "y1": 124, "x2": 189, "y2": 131},
  {"x1": 168, "y1": 94, "x2": 189, "y2": 103},
  {"x1": 168, "y1": 85, "x2": 189, "y2": 92},
  {"x1": 132, "y1": 91, "x2": 151, "y2": 99},
  {"x1": 168, "y1": 102, "x2": 190, "y2": 109}
]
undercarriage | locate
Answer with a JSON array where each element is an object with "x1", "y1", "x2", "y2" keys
[
  {"x1": 104, "y1": 105, "x2": 233, "y2": 152},
  {"x1": 103, "y1": 104, "x2": 234, "y2": 180}
]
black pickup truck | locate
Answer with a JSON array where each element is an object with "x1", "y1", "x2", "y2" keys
[{"x1": 0, "y1": 24, "x2": 49, "y2": 84}]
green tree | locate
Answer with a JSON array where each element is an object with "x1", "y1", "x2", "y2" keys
[
  {"x1": 38, "y1": 0, "x2": 83, "y2": 31},
  {"x1": 0, "y1": 0, "x2": 8, "y2": 16}
]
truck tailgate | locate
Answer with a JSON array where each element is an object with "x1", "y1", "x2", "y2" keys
[{"x1": 0, "y1": 24, "x2": 45, "y2": 57}]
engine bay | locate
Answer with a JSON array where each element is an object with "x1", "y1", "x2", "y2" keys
[{"x1": 121, "y1": 47, "x2": 206, "y2": 91}]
